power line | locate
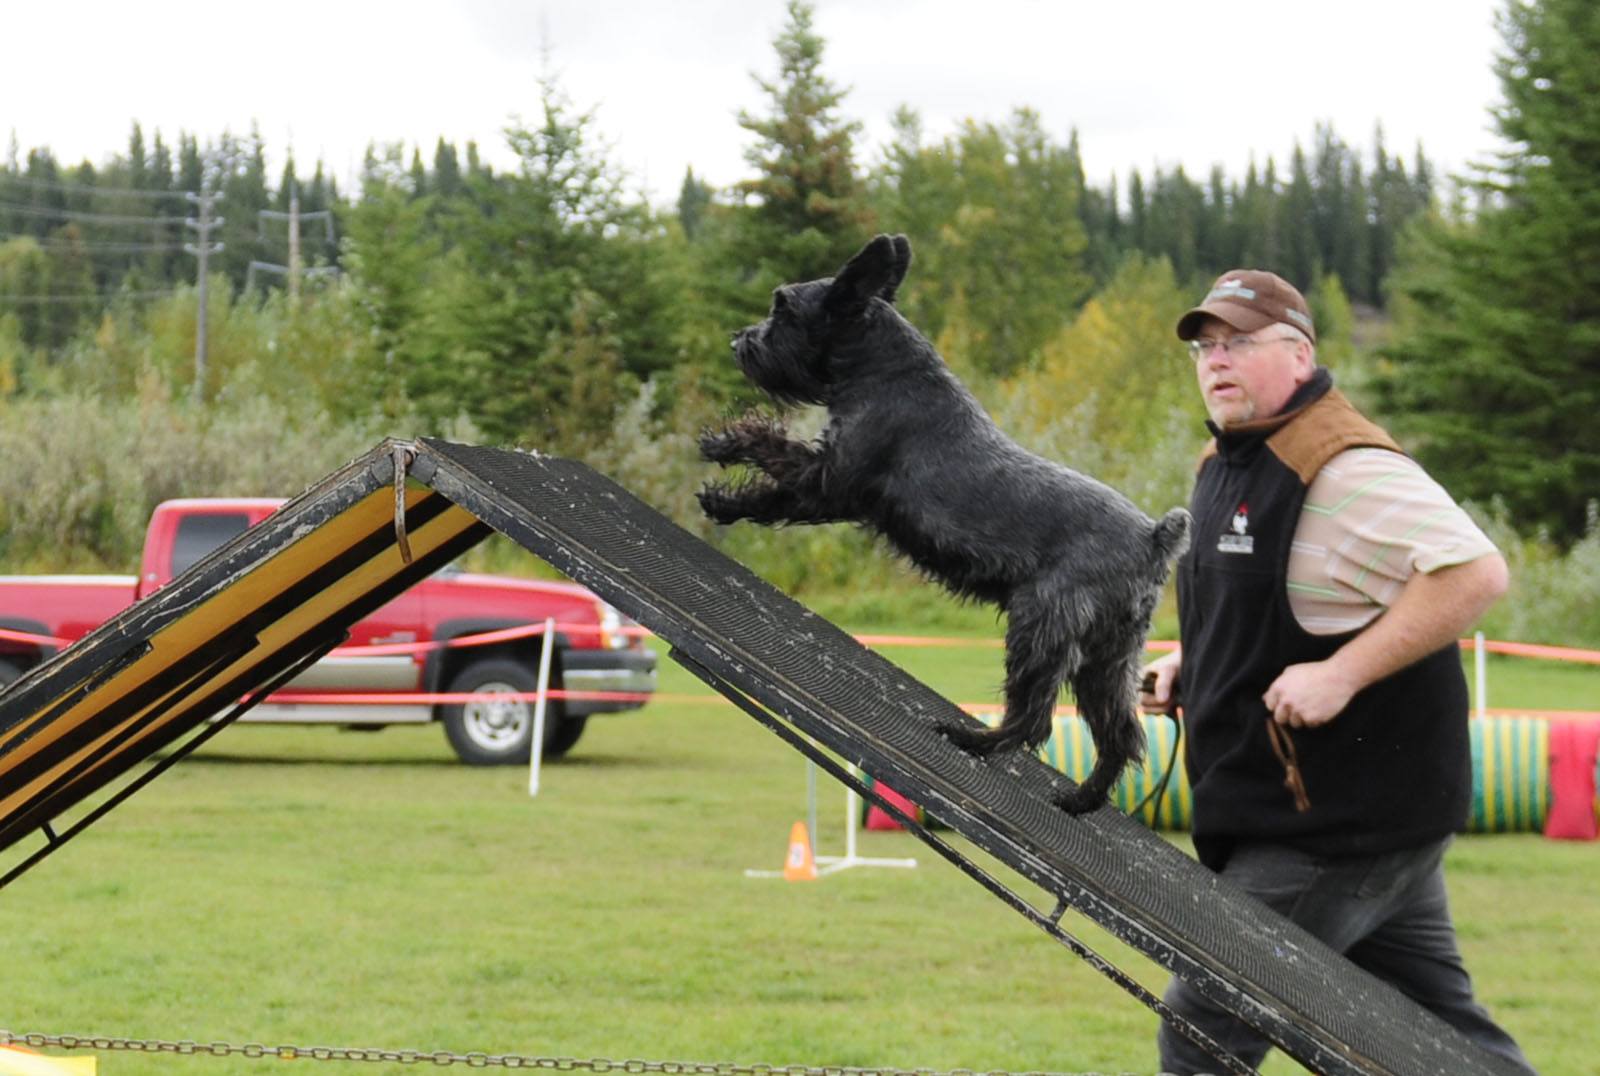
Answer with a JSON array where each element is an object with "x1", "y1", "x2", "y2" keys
[
  {"x1": 0, "y1": 232, "x2": 183, "y2": 253},
  {"x1": 0, "y1": 289, "x2": 177, "y2": 305},
  {"x1": 0, "y1": 174, "x2": 195, "y2": 201},
  {"x1": 0, "y1": 200, "x2": 189, "y2": 226}
]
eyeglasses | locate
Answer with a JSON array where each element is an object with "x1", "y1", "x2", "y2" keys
[{"x1": 1186, "y1": 334, "x2": 1299, "y2": 362}]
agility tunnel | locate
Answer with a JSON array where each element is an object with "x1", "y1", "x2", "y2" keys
[{"x1": 868, "y1": 712, "x2": 1599, "y2": 838}]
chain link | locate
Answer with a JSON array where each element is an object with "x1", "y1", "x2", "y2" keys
[{"x1": 1, "y1": 1030, "x2": 1136, "y2": 1076}]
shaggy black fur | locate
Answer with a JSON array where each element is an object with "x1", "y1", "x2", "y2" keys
[{"x1": 697, "y1": 234, "x2": 1190, "y2": 813}]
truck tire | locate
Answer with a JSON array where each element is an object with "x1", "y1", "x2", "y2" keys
[
  {"x1": 440, "y1": 657, "x2": 577, "y2": 766},
  {"x1": 0, "y1": 658, "x2": 22, "y2": 688}
]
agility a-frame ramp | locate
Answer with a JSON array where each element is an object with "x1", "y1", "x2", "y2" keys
[{"x1": 0, "y1": 439, "x2": 1522, "y2": 1076}]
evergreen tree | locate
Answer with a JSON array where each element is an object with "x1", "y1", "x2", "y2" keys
[
  {"x1": 1125, "y1": 168, "x2": 1147, "y2": 254},
  {"x1": 22, "y1": 150, "x2": 65, "y2": 242},
  {"x1": 676, "y1": 166, "x2": 712, "y2": 241},
  {"x1": 306, "y1": 162, "x2": 332, "y2": 211},
  {"x1": 1200, "y1": 165, "x2": 1234, "y2": 270},
  {"x1": 409, "y1": 149, "x2": 428, "y2": 199},
  {"x1": 1235, "y1": 158, "x2": 1279, "y2": 269},
  {"x1": 732, "y1": 0, "x2": 873, "y2": 291},
  {"x1": 465, "y1": 141, "x2": 491, "y2": 181},
  {"x1": 1368, "y1": 127, "x2": 1408, "y2": 300},
  {"x1": 1281, "y1": 144, "x2": 1318, "y2": 286},
  {"x1": 212, "y1": 127, "x2": 271, "y2": 290},
  {"x1": 1340, "y1": 156, "x2": 1372, "y2": 304},
  {"x1": 1070, "y1": 129, "x2": 1121, "y2": 285},
  {"x1": 127, "y1": 123, "x2": 149, "y2": 191},
  {"x1": 1310, "y1": 124, "x2": 1348, "y2": 285},
  {"x1": 1144, "y1": 165, "x2": 1204, "y2": 282},
  {"x1": 149, "y1": 131, "x2": 184, "y2": 283},
  {"x1": 1380, "y1": 0, "x2": 1600, "y2": 544},
  {"x1": 432, "y1": 138, "x2": 463, "y2": 200},
  {"x1": 177, "y1": 134, "x2": 204, "y2": 194},
  {"x1": 369, "y1": 75, "x2": 679, "y2": 450},
  {"x1": 275, "y1": 156, "x2": 299, "y2": 212}
]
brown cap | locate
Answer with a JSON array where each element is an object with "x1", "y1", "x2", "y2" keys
[{"x1": 1176, "y1": 269, "x2": 1316, "y2": 344}]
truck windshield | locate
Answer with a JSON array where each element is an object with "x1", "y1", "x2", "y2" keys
[{"x1": 172, "y1": 512, "x2": 252, "y2": 577}]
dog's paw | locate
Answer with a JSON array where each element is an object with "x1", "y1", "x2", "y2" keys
[
  {"x1": 937, "y1": 721, "x2": 1017, "y2": 758},
  {"x1": 1051, "y1": 784, "x2": 1108, "y2": 816},
  {"x1": 697, "y1": 484, "x2": 749, "y2": 524},
  {"x1": 698, "y1": 428, "x2": 746, "y2": 465}
]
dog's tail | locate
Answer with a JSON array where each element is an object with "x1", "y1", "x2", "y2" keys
[{"x1": 1150, "y1": 507, "x2": 1192, "y2": 565}]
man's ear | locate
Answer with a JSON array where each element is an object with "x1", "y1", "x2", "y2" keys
[
  {"x1": 1291, "y1": 337, "x2": 1317, "y2": 382},
  {"x1": 824, "y1": 234, "x2": 912, "y2": 318}
]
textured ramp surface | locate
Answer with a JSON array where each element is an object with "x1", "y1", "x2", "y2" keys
[{"x1": 417, "y1": 438, "x2": 1521, "y2": 1076}]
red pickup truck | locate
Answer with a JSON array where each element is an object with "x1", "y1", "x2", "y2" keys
[{"x1": 0, "y1": 497, "x2": 657, "y2": 764}]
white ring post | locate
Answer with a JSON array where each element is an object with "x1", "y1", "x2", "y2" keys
[{"x1": 529, "y1": 617, "x2": 556, "y2": 797}]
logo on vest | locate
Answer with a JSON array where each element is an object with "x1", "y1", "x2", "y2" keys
[{"x1": 1218, "y1": 501, "x2": 1254, "y2": 554}]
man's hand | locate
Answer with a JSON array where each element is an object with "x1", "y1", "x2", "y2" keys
[
  {"x1": 1263, "y1": 660, "x2": 1360, "y2": 728},
  {"x1": 1262, "y1": 554, "x2": 1509, "y2": 729},
  {"x1": 1141, "y1": 649, "x2": 1182, "y2": 713}
]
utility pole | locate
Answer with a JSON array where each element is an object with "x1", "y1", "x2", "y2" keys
[
  {"x1": 184, "y1": 190, "x2": 224, "y2": 402},
  {"x1": 256, "y1": 182, "x2": 336, "y2": 301},
  {"x1": 287, "y1": 186, "x2": 301, "y2": 302}
]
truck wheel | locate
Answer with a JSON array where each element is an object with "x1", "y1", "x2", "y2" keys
[
  {"x1": 0, "y1": 658, "x2": 23, "y2": 688},
  {"x1": 441, "y1": 658, "x2": 569, "y2": 766},
  {"x1": 545, "y1": 715, "x2": 588, "y2": 756}
]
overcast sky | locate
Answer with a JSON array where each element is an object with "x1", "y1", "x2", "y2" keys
[{"x1": 5, "y1": 1, "x2": 1508, "y2": 205}]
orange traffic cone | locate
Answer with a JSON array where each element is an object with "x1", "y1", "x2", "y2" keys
[{"x1": 782, "y1": 820, "x2": 817, "y2": 881}]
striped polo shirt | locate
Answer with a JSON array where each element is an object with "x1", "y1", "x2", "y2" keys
[{"x1": 1288, "y1": 447, "x2": 1498, "y2": 635}]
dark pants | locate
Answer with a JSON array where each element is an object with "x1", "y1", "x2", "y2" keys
[{"x1": 1157, "y1": 838, "x2": 1535, "y2": 1075}]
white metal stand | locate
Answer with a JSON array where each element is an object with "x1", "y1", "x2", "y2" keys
[
  {"x1": 745, "y1": 758, "x2": 918, "y2": 878},
  {"x1": 528, "y1": 618, "x2": 556, "y2": 797}
]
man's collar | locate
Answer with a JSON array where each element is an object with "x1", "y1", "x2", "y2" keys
[{"x1": 1207, "y1": 368, "x2": 1334, "y2": 455}]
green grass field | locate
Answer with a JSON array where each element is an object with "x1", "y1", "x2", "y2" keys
[{"x1": 2, "y1": 633, "x2": 1597, "y2": 1075}]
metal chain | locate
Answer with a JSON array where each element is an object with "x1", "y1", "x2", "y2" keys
[{"x1": 0, "y1": 1030, "x2": 1136, "y2": 1076}]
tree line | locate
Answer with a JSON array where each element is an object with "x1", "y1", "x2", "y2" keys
[
  {"x1": 3, "y1": 56, "x2": 1431, "y2": 368},
  {"x1": 1, "y1": 0, "x2": 1596, "y2": 577}
]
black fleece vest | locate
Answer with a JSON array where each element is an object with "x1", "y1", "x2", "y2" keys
[{"x1": 1177, "y1": 374, "x2": 1471, "y2": 870}]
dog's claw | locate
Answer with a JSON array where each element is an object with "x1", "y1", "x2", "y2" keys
[{"x1": 698, "y1": 430, "x2": 742, "y2": 465}]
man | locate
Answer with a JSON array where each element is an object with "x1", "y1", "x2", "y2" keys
[{"x1": 1142, "y1": 270, "x2": 1535, "y2": 1074}]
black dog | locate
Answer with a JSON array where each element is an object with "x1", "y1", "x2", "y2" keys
[{"x1": 698, "y1": 234, "x2": 1189, "y2": 813}]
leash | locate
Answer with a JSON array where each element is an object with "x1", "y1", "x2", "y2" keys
[
  {"x1": 1130, "y1": 709, "x2": 1182, "y2": 821},
  {"x1": 1128, "y1": 676, "x2": 1313, "y2": 818},
  {"x1": 1131, "y1": 673, "x2": 1183, "y2": 822},
  {"x1": 1264, "y1": 719, "x2": 1312, "y2": 812}
]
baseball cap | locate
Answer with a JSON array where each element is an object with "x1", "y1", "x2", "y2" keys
[{"x1": 1176, "y1": 270, "x2": 1316, "y2": 344}]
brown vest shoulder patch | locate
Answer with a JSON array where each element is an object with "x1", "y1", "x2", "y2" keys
[{"x1": 1267, "y1": 390, "x2": 1403, "y2": 485}]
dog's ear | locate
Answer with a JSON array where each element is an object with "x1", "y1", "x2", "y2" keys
[
  {"x1": 825, "y1": 233, "x2": 911, "y2": 318},
  {"x1": 879, "y1": 234, "x2": 912, "y2": 305}
]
